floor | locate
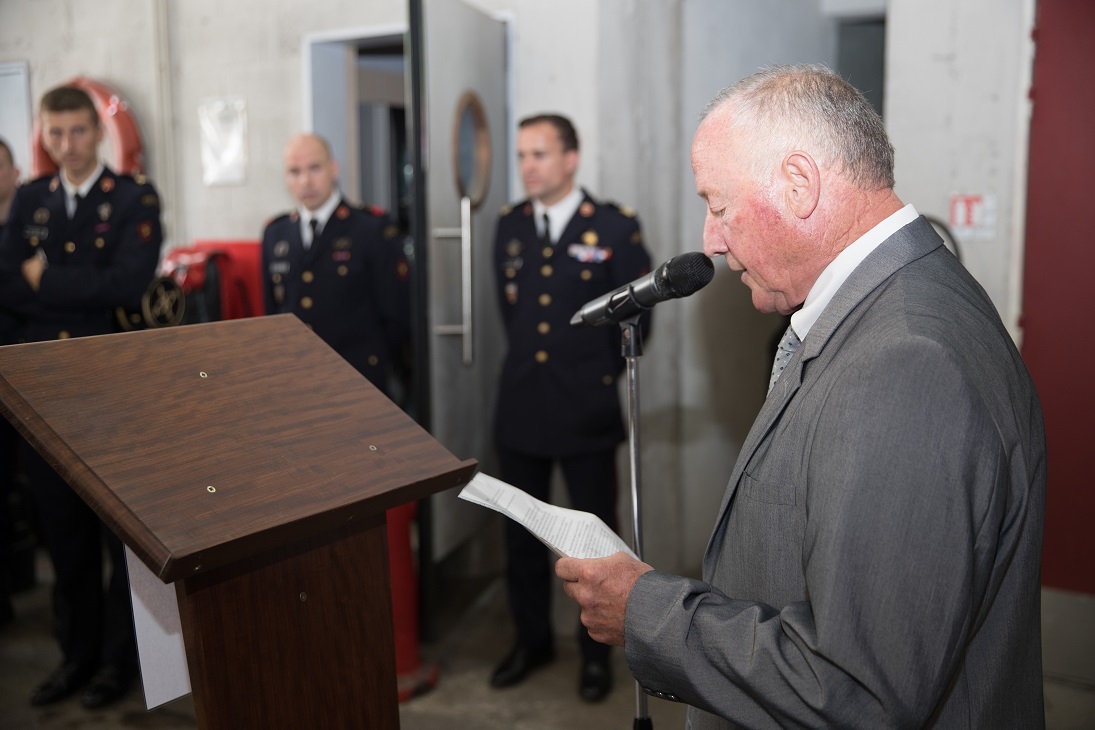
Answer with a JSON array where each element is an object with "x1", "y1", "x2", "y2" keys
[{"x1": 0, "y1": 551, "x2": 1092, "y2": 730}]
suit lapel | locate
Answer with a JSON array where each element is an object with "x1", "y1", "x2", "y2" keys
[
  {"x1": 283, "y1": 213, "x2": 305, "y2": 262},
  {"x1": 556, "y1": 191, "x2": 595, "y2": 247},
  {"x1": 44, "y1": 184, "x2": 68, "y2": 238},
  {"x1": 703, "y1": 216, "x2": 944, "y2": 571},
  {"x1": 73, "y1": 170, "x2": 110, "y2": 233},
  {"x1": 38, "y1": 182, "x2": 71, "y2": 258},
  {"x1": 522, "y1": 203, "x2": 539, "y2": 246}
]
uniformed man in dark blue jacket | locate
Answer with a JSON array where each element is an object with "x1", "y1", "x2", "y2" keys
[
  {"x1": 0, "y1": 135, "x2": 21, "y2": 630},
  {"x1": 490, "y1": 113, "x2": 652, "y2": 702},
  {"x1": 0, "y1": 86, "x2": 162, "y2": 709},
  {"x1": 261, "y1": 133, "x2": 408, "y2": 397}
]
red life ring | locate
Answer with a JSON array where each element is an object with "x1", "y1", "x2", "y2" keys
[{"x1": 30, "y1": 76, "x2": 145, "y2": 178}]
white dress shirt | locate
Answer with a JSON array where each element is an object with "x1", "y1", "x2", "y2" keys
[
  {"x1": 790, "y1": 204, "x2": 919, "y2": 341},
  {"x1": 532, "y1": 187, "x2": 583, "y2": 244},
  {"x1": 60, "y1": 162, "x2": 105, "y2": 218},
  {"x1": 299, "y1": 190, "x2": 341, "y2": 250}
]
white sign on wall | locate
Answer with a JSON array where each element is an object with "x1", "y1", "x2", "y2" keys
[
  {"x1": 949, "y1": 193, "x2": 997, "y2": 241},
  {"x1": 0, "y1": 61, "x2": 32, "y2": 183},
  {"x1": 198, "y1": 98, "x2": 248, "y2": 186}
]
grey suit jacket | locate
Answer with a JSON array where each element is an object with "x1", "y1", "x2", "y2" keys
[{"x1": 625, "y1": 217, "x2": 1046, "y2": 729}]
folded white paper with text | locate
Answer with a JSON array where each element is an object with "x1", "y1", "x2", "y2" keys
[{"x1": 459, "y1": 472, "x2": 637, "y2": 560}]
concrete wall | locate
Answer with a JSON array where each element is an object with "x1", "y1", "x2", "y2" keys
[{"x1": 887, "y1": 0, "x2": 1036, "y2": 339}]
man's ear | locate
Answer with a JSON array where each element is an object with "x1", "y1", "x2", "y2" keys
[
  {"x1": 564, "y1": 149, "x2": 579, "y2": 177},
  {"x1": 783, "y1": 151, "x2": 820, "y2": 219}
]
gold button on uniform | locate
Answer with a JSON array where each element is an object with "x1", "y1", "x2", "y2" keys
[
  {"x1": 539, "y1": 293, "x2": 552, "y2": 306},
  {"x1": 302, "y1": 271, "x2": 314, "y2": 283},
  {"x1": 368, "y1": 355, "x2": 379, "y2": 366},
  {"x1": 58, "y1": 331, "x2": 70, "y2": 339},
  {"x1": 272, "y1": 273, "x2": 282, "y2": 284},
  {"x1": 301, "y1": 296, "x2": 314, "y2": 309},
  {"x1": 64, "y1": 242, "x2": 76, "y2": 253},
  {"x1": 535, "y1": 350, "x2": 549, "y2": 363},
  {"x1": 95, "y1": 238, "x2": 105, "y2": 249},
  {"x1": 542, "y1": 246, "x2": 553, "y2": 258},
  {"x1": 580, "y1": 270, "x2": 592, "y2": 281},
  {"x1": 541, "y1": 264, "x2": 553, "y2": 277},
  {"x1": 602, "y1": 375, "x2": 614, "y2": 385},
  {"x1": 537, "y1": 322, "x2": 550, "y2": 335},
  {"x1": 338, "y1": 265, "x2": 348, "y2": 276}
]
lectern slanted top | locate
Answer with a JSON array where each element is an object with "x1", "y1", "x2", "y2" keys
[{"x1": 0, "y1": 314, "x2": 478, "y2": 728}]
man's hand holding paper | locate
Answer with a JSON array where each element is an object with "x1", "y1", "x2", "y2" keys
[
  {"x1": 555, "y1": 552, "x2": 653, "y2": 647},
  {"x1": 459, "y1": 471, "x2": 652, "y2": 648}
]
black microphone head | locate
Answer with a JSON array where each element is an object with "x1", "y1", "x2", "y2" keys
[{"x1": 662, "y1": 251, "x2": 715, "y2": 298}]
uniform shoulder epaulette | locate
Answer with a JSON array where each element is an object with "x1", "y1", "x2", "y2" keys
[
  {"x1": 265, "y1": 211, "x2": 293, "y2": 228},
  {"x1": 25, "y1": 173, "x2": 54, "y2": 189},
  {"x1": 499, "y1": 199, "x2": 529, "y2": 218},
  {"x1": 111, "y1": 171, "x2": 155, "y2": 189},
  {"x1": 603, "y1": 200, "x2": 637, "y2": 219}
]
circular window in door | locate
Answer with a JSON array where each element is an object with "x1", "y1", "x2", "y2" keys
[{"x1": 452, "y1": 91, "x2": 491, "y2": 209}]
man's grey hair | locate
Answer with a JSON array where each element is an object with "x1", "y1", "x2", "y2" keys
[{"x1": 702, "y1": 64, "x2": 895, "y2": 190}]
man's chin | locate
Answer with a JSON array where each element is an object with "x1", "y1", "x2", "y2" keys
[{"x1": 750, "y1": 289, "x2": 784, "y2": 315}]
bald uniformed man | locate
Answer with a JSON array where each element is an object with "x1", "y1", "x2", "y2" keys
[
  {"x1": 491, "y1": 113, "x2": 653, "y2": 702},
  {"x1": 0, "y1": 85, "x2": 162, "y2": 709},
  {"x1": 261, "y1": 133, "x2": 409, "y2": 396}
]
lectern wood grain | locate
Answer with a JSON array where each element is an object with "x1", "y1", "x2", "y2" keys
[
  {"x1": 0, "y1": 314, "x2": 476, "y2": 582},
  {"x1": 178, "y1": 513, "x2": 397, "y2": 728},
  {"x1": 0, "y1": 315, "x2": 478, "y2": 729}
]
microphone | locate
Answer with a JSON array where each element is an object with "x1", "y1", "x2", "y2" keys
[{"x1": 570, "y1": 251, "x2": 715, "y2": 327}]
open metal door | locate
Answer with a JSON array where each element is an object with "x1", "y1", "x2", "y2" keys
[{"x1": 407, "y1": 0, "x2": 507, "y2": 572}]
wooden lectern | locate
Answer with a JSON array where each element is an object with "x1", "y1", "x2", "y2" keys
[{"x1": 0, "y1": 314, "x2": 477, "y2": 728}]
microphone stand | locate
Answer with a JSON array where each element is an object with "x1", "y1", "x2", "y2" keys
[{"x1": 620, "y1": 316, "x2": 653, "y2": 730}]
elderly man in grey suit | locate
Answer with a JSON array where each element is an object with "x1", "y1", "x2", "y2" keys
[{"x1": 556, "y1": 65, "x2": 1046, "y2": 729}]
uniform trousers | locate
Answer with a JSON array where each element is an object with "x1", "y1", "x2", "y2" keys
[
  {"x1": 0, "y1": 420, "x2": 16, "y2": 620},
  {"x1": 23, "y1": 443, "x2": 136, "y2": 673},
  {"x1": 498, "y1": 445, "x2": 618, "y2": 663}
]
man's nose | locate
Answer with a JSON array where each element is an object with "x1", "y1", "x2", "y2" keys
[{"x1": 700, "y1": 214, "x2": 721, "y2": 254}]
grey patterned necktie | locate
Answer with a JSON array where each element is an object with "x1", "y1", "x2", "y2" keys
[{"x1": 768, "y1": 323, "x2": 802, "y2": 395}]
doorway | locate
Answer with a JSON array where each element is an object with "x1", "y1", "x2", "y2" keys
[{"x1": 303, "y1": 1, "x2": 510, "y2": 637}]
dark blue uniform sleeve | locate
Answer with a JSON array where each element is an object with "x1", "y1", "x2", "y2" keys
[
  {"x1": 0, "y1": 186, "x2": 41, "y2": 314},
  {"x1": 606, "y1": 213, "x2": 653, "y2": 347},
  {"x1": 260, "y1": 222, "x2": 278, "y2": 316},
  {"x1": 369, "y1": 215, "x2": 412, "y2": 360},
  {"x1": 493, "y1": 214, "x2": 513, "y2": 330}
]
